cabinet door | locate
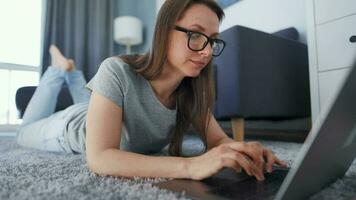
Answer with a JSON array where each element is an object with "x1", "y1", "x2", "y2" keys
[
  {"x1": 316, "y1": 14, "x2": 356, "y2": 71},
  {"x1": 318, "y1": 68, "x2": 351, "y2": 111},
  {"x1": 315, "y1": 0, "x2": 356, "y2": 24}
]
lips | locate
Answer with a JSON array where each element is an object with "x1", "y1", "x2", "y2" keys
[{"x1": 190, "y1": 60, "x2": 207, "y2": 66}]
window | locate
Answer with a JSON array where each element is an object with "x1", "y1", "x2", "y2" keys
[
  {"x1": 0, "y1": 70, "x2": 39, "y2": 124},
  {"x1": 0, "y1": 0, "x2": 44, "y2": 129}
]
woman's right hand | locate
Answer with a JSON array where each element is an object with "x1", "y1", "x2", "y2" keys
[{"x1": 186, "y1": 142, "x2": 270, "y2": 181}]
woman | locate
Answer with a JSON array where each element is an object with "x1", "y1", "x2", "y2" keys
[{"x1": 17, "y1": 0, "x2": 287, "y2": 181}]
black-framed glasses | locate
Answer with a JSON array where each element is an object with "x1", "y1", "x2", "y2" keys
[{"x1": 174, "y1": 25, "x2": 226, "y2": 57}]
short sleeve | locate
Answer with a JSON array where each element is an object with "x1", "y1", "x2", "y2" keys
[{"x1": 86, "y1": 57, "x2": 129, "y2": 108}]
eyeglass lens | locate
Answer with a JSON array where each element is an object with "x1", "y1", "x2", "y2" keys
[{"x1": 189, "y1": 32, "x2": 223, "y2": 56}]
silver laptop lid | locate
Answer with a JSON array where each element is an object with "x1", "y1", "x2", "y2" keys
[{"x1": 276, "y1": 63, "x2": 356, "y2": 200}]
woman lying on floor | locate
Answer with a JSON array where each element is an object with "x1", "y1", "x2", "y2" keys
[{"x1": 17, "y1": 0, "x2": 286, "y2": 181}]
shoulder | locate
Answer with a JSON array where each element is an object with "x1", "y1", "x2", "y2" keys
[
  {"x1": 98, "y1": 56, "x2": 148, "y2": 88},
  {"x1": 98, "y1": 57, "x2": 142, "y2": 81},
  {"x1": 99, "y1": 57, "x2": 130, "y2": 74}
]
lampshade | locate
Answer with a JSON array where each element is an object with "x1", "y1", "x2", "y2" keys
[{"x1": 114, "y1": 16, "x2": 143, "y2": 54}]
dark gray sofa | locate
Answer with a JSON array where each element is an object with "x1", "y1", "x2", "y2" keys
[{"x1": 213, "y1": 25, "x2": 311, "y2": 141}]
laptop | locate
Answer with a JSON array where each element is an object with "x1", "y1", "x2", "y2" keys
[{"x1": 155, "y1": 61, "x2": 356, "y2": 200}]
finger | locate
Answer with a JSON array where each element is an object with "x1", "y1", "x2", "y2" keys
[
  {"x1": 220, "y1": 158, "x2": 243, "y2": 174},
  {"x1": 234, "y1": 152, "x2": 264, "y2": 181},
  {"x1": 228, "y1": 142, "x2": 260, "y2": 162},
  {"x1": 228, "y1": 142, "x2": 265, "y2": 175},
  {"x1": 258, "y1": 155, "x2": 265, "y2": 174},
  {"x1": 219, "y1": 148, "x2": 243, "y2": 173},
  {"x1": 264, "y1": 149, "x2": 275, "y2": 173},
  {"x1": 220, "y1": 144, "x2": 264, "y2": 180},
  {"x1": 263, "y1": 149, "x2": 288, "y2": 169},
  {"x1": 221, "y1": 149, "x2": 252, "y2": 176},
  {"x1": 275, "y1": 157, "x2": 288, "y2": 167}
]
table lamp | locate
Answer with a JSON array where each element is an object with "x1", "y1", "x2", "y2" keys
[{"x1": 114, "y1": 16, "x2": 143, "y2": 54}]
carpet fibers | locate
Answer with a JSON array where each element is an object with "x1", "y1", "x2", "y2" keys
[{"x1": 0, "y1": 137, "x2": 355, "y2": 200}]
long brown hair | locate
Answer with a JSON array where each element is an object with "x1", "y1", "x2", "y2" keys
[{"x1": 120, "y1": 0, "x2": 224, "y2": 156}]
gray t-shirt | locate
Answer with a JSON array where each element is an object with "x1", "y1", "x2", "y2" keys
[{"x1": 63, "y1": 57, "x2": 177, "y2": 154}]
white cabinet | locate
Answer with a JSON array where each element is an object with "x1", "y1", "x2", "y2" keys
[
  {"x1": 306, "y1": 0, "x2": 356, "y2": 123},
  {"x1": 318, "y1": 68, "x2": 351, "y2": 110},
  {"x1": 316, "y1": 15, "x2": 356, "y2": 71},
  {"x1": 314, "y1": 0, "x2": 356, "y2": 24}
]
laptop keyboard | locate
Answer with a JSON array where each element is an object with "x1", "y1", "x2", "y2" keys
[{"x1": 208, "y1": 168, "x2": 289, "y2": 200}]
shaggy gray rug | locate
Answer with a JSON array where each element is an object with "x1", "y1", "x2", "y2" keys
[{"x1": 0, "y1": 136, "x2": 355, "y2": 200}]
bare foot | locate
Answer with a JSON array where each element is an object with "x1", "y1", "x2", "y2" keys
[{"x1": 49, "y1": 45, "x2": 72, "y2": 71}]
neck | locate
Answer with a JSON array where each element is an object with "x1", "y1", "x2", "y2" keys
[{"x1": 149, "y1": 62, "x2": 184, "y2": 108}]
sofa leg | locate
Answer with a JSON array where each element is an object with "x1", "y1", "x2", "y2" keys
[{"x1": 231, "y1": 118, "x2": 244, "y2": 141}]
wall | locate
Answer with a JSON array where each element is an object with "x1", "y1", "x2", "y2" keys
[
  {"x1": 156, "y1": 0, "x2": 164, "y2": 14},
  {"x1": 156, "y1": 0, "x2": 306, "y2": 43},
  {"x1": 220, "y1": 0, "x2": 307, "y2": 43},
  {"x1": 114, "y1": 0, "x2": 156, "y2": 55}
]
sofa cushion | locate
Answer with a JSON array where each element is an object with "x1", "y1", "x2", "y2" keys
[{"x1": 272, "y1": 27, "x2": 299, "y2": 41}]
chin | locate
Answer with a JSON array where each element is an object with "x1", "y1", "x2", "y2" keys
[
  {"x1": 185, "y1": 70, "x2": 201, "y2": 78},
  {"x1": 181, "y1": 63, "x2": 204, "y2": 77}
]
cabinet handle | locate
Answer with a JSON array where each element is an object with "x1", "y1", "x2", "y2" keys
[{"x1": 350, "y1": 35, "x2": 356, "y2": 43}]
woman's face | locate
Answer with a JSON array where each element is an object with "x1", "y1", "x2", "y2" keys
[{"x1": 166, "y1": 4, "x2": 220, "y2": 78}]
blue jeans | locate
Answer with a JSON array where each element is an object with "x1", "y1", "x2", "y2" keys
[{"x1": 16, "y1": 66, "x2": 90, "y2": 153}]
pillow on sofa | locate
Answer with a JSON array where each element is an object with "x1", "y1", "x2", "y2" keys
[{"x1": 272, "y1": 27, "x2": 299, "y2": 41}]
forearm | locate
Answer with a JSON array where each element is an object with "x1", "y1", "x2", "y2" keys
[
  {"x1": 213, "y1": 136, "x2": 236, "y2": 148},
  {"x1": 88, "y1": 148, "x2": 190, "y2": 179},
  {"x1": 205, "y1": 114, "x2": 239, "y2": 149}
]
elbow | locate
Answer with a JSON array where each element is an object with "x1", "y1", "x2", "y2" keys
[
  {"x1": 86, "y1": 158, "x2": 97, "y2": 173},
  {"x1": 85, "y1": 149, "x2": 127, "y2": 177},
  {"x1": 86, "y1": 151, "x2": 105, "y2": 175}
]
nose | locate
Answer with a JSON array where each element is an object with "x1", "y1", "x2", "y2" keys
[{"x1": 199, "y1": 43, "x2": 213, "y2": 57}]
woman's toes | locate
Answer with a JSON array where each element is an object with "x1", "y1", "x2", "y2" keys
[
  {"x1": 49, "y1": 45, "x2": 71, "y2": 71},
  {"x1": 68, "y1": 59, "x2": 76, "y2": 71}
]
